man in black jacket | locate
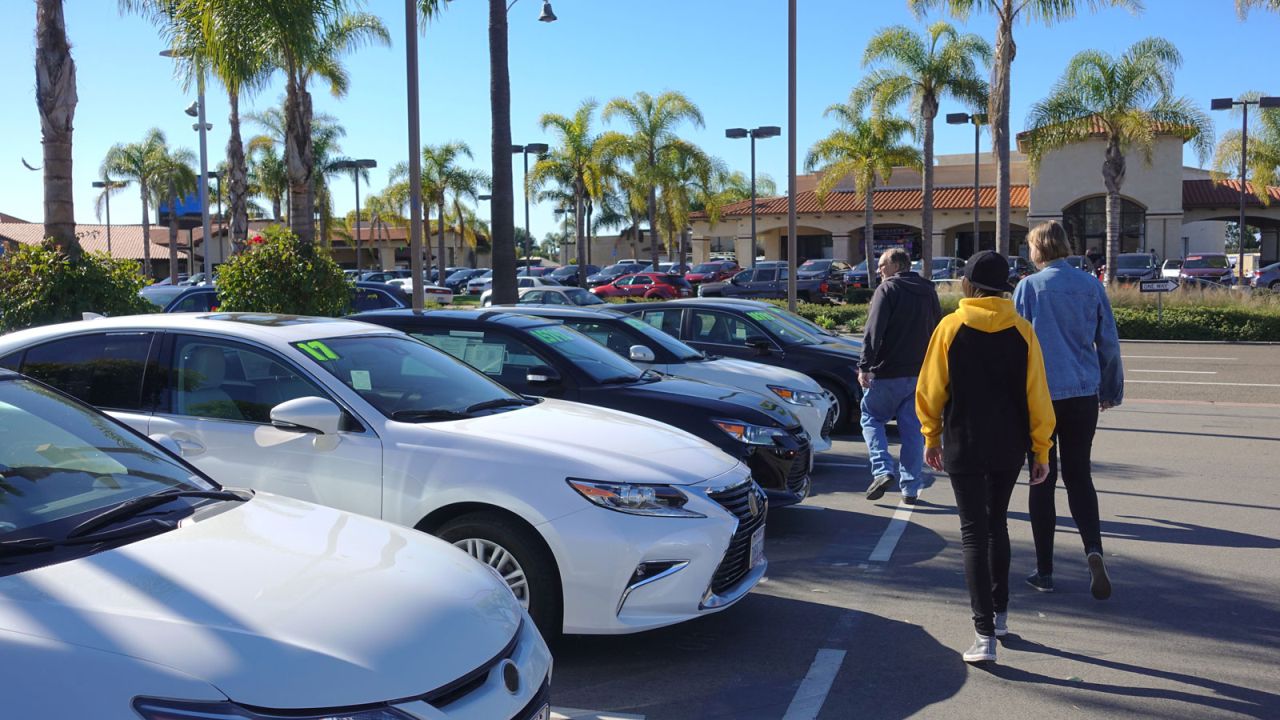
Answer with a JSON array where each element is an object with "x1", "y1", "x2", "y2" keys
[{"x1": 859, "y1": 248, "x2": 943, "y2": 503}]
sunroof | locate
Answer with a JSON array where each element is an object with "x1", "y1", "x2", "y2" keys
[{"x1": 202, "y1": 313, "x2": 338, "y2": 327}]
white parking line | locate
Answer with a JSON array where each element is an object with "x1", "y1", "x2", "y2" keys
[
  {"x1": 782, "y1": 649, "x2": 847, "y2": 720},
  {"x1": 1128, "y1": 380, "x2": 1280, "y2": 387},
  {"x1": 552, "y1": 708, "x2": 645, "y2": 720},
  {"x1": 1129, "y1": 369, "x2": 1218, "y2": 374},
  {"x1": 868, "y1": 500, "x2": 916, "y2": 563},
  {"x1": 1122, "y1": 355, "x2": 1237, "y2": 361}
]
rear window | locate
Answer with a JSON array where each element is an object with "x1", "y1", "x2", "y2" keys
[
  {"x1": 1184, "y1": 256, "x2": 1229, "y2": 269},
  {"x1": 1116, "y1": 255, "x2": 1154, "y2": 270}
]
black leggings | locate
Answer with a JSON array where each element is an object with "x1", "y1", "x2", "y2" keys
[
  {"x1": 1028, "y1": 395, "x2": 1104, "y2": 576},
  {"x1": 949, "y1": 467, "x2": 1020, "y2": 636}
]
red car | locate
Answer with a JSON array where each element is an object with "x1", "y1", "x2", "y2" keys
[
  {"x1": 684, "y1": 260, "x2": 740, "y2": 285},
  {"x1": 590, "y1": 272, "x2": 693, "y2": 299}
]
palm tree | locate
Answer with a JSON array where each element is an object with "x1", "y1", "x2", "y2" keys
[
  {"x1": 531, "y1": 100, "x2": 611, "y2": 286},
  {"x1": 1022, "y1": 37, "x2": 1212, "y2": 284},
  {"x1": 247, "y1": 105, "x2": 345, "y2": 232},
  {"x1": 805, "y1": 110, "x2": 921, "y2": 290},
  {"x1": 908, "y1": 0, "x2": 1142, "y2": 255},
  {"x1": 36, "y1": 0, "x2": 78, "y2": 255},
  {"x1": 1212, "y1": 92, "x2": 1280, "y2": 208},
  {"x1": 248, "y1": 144, "x2": 289, "y2": 222},
  {"x1": 656, "y1": 142, "x2": 714, "y2": 271},
  {"x1": 1237, "y1": 0, "x2": 1280, "y2": 16},
  {"x1": 389, "y1": 142, "x2": 489, "y2": 282},
  {"x1": 601, "y1": 91, "x2": 706, "y2": 269},
  {"x1": 153, "y1": 146, "x2": 199, "y2": 284},
  {"x1": 102, "y1": 128, "x2": 169, "y2": 276},
  {"x1": 853, "y1": 21, "x2": 990, "y2": 275}
]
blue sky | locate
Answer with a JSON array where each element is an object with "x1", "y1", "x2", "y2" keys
[{"x1": 0, "y1": 0, "x2": 1276, "y2": 242}]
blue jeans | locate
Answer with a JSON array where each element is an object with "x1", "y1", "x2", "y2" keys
[{"x1": 859, "y1": 375, "x2": 925, "y2": 495}]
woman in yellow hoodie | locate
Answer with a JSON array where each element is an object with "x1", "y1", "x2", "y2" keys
[{"x1": 916, "y1": 250, "x2": 1055, "y2": 664}]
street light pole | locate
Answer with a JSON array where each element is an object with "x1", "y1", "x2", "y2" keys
[
  {"x1": 331, "y1": 159, "x2": 378, "y2": 272},
  {"x1": 405, "y1": 0, "x2": 426, "y2": 309},
  {"x1": 512, "y1": 142, "x2": 548, "y2": 275},
  {"x1": 726, "y1": 125, "x2": 781, "y2": 265},
  {"x1": 160, "y1": 49, "x2": 213, "y2": 280},
  {"x1": 1213, "y1": 95, "x2": 1280, "y2": 284},
  {"x1": 787, "y1": 0, "x2": 797, "y2": 311},
  {"x1": 947, "y1": 112, "x2": 987, "y2": 255},
  {"x1": 91, "y1": 179, "x2": 120, "y2": 257}
]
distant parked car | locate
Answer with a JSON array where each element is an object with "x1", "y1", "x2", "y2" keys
[
  {"x1": 1008, "y1": 255, "x2": 1036, "y2": 284},
  {"x1": 516, "y1": 285, "x2": 607, "y2": 306},
  {"x1": 591, "y1": 272, "x2": 693, "y2": 299},
  {"x1": 517, "y1": 265, "x2": 555, "y2": 277},
  {"x1": 465, "y1": 268, "x2": 495, "y2": 294},
  {"x1": 684, "y1": 260, "x2": 740, "y2": 285},
  {"x1": 1162, "y1": 258, "x2": 1183, "y2": 279},
  {"x1": 358, "y1": 269, "x2": 412, "y2": 284},
  {"x1": 548, "y1": 264, "x2": 600, "y2": 287},
  {"x1": 145, "y1": 282, "x2": 417, "y2": 314},
  {"x1": 149, "y1": 274, "x2": 190, "y2": 287},
  {"x1": 1251, "y1": 261, "x2": 1280, "y2": 290},
  {"x1": 141, "y1": 285, "x2": 220, "y2": 313},
  {"x1": 640, "y1": 262, "x2": 679, "y2": 275},
  {"x1": 699, "y1": 264, "x2": 834, "y2": 303},
  {"x1": 1065, "y1": 255, "x2": 1101, "y2": 277},
  {"x1": 1112, "y1": 252, "x2": 1159, "y2": 284},
  {"x1": 1180, "y1": 253, "x2": 1236, "y2": 287},
  {"x1": 929, "y1": 256, "x2": 966, "y2": 280},
  {"x1": 443, "y1": 267, "x2": 488, "y2": 293},
  {"x1": 842, "y1": 257, "x2": 880, "y2": 289},
  {"x1": 586, "y1": 262, "x2": 647, "y2": 288},
  {"x1": 479, "y1": 276, "x2": 562, "y2": 306}
]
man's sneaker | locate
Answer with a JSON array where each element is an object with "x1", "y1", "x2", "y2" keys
[
  {"x1": 1088, "y1": 552, "x2": 1112, "y2": 600},
  {"x1": 994, "y1": 612, "x2": 1008, "y2": 638},
  {"x1": 866, "y1": 474, "x2": 894, "y2": 501},
  {"x1": 902, "y1": 494, "x2": 918, "y2": 506},
  {"x1": 1025, "y1": 571, "x2": 1054, "y2": 592},
  {"x1": 962, "y1": 633, "x2": 997, "y2": 663}
]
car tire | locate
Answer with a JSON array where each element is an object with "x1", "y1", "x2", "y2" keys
[
  {"x1": 1270, "y1": 280, "x2": 1280, "y2": 291},
  {"x1": 818, "y1": 378, "x2": 852, "y2": 431},
  {"x1": 437, "y1": 512, "x2": 563, "y2": 639}
]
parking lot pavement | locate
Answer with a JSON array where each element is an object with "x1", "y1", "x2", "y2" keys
[
  {"x1": 550, "y1": 381, "x2": 1280, "y2": 719},
  {"x1": 1120, "y1": 341, "x2": 1280, "y2": 405}
]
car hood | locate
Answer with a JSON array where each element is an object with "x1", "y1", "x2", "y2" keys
[
  {"x1": 421, "y1": 398, "x2": 741, "y2": 485},
  {"x1": 1115, "y1": 268, "x2": 1154, "y2": 276},
  {"x1": 605, "y1": 375, "x2": 800, "y2": 430},
  {"x1": 0, "y1": 494, "x2": 521, "y2": 709},
  {"x1": 796, "y1": 271, "x2": 826, "y2": 279},
  {"x1": 1181, "y1": 267, "x2": 1231, "y2": 276},
  {"x1": 699, "y1": 281, "x2": 731, "y2": 292},
  {"x1": 692, "y1": 357, "x2": 823, "y2": 393}
]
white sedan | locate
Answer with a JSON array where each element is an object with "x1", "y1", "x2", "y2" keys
[
  {"x1": 387, "y1": 277, "x2": 454, "y2": 304},
  {"x1": 0, "y1": 370, "x2": 550, "y2": 719},
  {"x1": 0, "y1": 314, "x2": 767, "y2": 636},
  {"x1": 479, "y1": 276, "x2": 563, "y2": 306}
]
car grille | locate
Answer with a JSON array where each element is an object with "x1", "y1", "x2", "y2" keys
[
  {"x1": 707, "y1": 480, "x2": 768, "y2": 595},
  {"x1": 786, "y1": 437, "x2": 812, "y2": 496},
  {"x1": 820, "y1": 399, "x2": 837, "y2": 439},
  {"x1": 512, "y1": 677, "x2": 551, "y2": 720},
  {"x1": 423, "y1": 622, "x2": 521, "y2": 708}
]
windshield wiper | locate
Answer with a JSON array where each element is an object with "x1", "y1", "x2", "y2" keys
[
  {"x1": 464, "y1": 397, "x2": 536, "y2": 414},
  {"x1": 1, "y1": 518, "x2": 179, "y2": 557},
  {"x1": 391, "y1": 408, "x2": 472, "y2": 422},
  {"x1": 599, "y1": 374, "x2": 644, "y2": 385},
  {"x1": 67, "y1": 489, "x2": 246, "y2": 540}
]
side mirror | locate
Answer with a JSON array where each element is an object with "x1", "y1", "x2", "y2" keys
[
  {"x1": 730, "y1": 276, "x2": 743, "y2": 285},
  {"x1": 526, "y1": 365, "x2": 562, "y2": 385},
  {"x1": 148, "y1": 433, "x2": 183, "y2": 456},
  {"x1": 745, "y1": 335, "x2": 772, "y2": 355},
  {"x1": 628, "y1": 345, "x2": 656, "y2": 363},
  {"x1": 270, "y1": 396, "x2": 343, "y2": 435}
]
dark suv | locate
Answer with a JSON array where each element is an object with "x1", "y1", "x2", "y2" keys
[{"x1": 699, "y1": 263, "x2": 837, "y2": 303}]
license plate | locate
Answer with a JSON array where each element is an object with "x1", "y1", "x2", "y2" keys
[
  {"x1": 749, "y1": 525, "x2": 765, "y2": 568},
  {"x1": 530, "y1": 703, "x2": 550, "y2": 720}
]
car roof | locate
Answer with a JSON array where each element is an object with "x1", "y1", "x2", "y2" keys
[
  {"x1": 352, "y1": 307, "x2": 557, "y2": 330},
  {"x1": 486, "y1": 305, "x2": 627, "y2": 320},
  {"x1": 0, "y1": 313, "x2": 395, "y2": 348}
]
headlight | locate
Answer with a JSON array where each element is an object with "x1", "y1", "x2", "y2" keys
[
  {"x1": 713, "y1": 419, "x2": 788, "y2": 446},
  {"x1": 567, "y1": 479, "x2": 705, "y2": 517},
  {"x1": 134, "y1": 698, "x2": 415, "y2": 719},
  {"x1": 768, "y1": 385, "x2": 825, "y2": 407}
]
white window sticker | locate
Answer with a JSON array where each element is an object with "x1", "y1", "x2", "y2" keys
[
  {"x1": 464, "y1": 343, "x2": 506, "y2": 374},
  {"x1": 350, "y1": 369, "x2": 372, "y2": 390}
]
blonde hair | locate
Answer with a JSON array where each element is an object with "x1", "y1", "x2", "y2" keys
[{"x1": 1027, "y1": 221, "x2": 1072, "y2": 264}]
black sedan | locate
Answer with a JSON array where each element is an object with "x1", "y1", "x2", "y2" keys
[
  {"x1": 585, "y1": 262, "x2": 647, "y2": 288},
  {"x1": 1113, "y1": 252, "x2": 1159, "y2": 284},
  {"x1": 353, "y1": 308, "x2": 815, "y2": 505},
  {"x1": 548, "y1": 264, "x2": 601, "y2": 287},
  {"x1": 613, "y1": 298, "x2": 864, "y2": 430}
]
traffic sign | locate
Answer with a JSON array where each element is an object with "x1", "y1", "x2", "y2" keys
[{"x1": 1140, "y1": 278, "x2": 1178, "y2": 293}]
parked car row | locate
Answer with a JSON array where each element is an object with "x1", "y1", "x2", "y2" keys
[{"x1": 140, "y1": 280, "x2": 432, "y2": 314}]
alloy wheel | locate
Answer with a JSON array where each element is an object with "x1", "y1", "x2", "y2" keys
[{"x1": 454, "y1": 537, "x2": 530, "y2": 609}]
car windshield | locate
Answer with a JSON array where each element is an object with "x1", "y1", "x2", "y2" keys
[
  {"x1": 799, "y1": 260, "x2": 831, "y2": 271},
  {"x1": 446, "y1": 270, "x2": 473, "y2": 283},
  {"x1": 744, "y1": 308, "x2": 818, "y2": 345},
  {"x1": 850, "y1": 260, "x2": 868, "y2": 272},
  {"x1": 601, "y1": 264, "x2": 632, "y2": 274},
  {"x1": 0, "y1": 379, "x2": 213, "y2": 540},
  {"x1": 140, "y1": 286, "x2": 187, "y2": 307},
  {"x1": 690, "y1": 263, "x2": 722, "y2": 273},
  {"x1": 1164, "y1": 260, "x2": 1183, "y2": 269},
  {"x1": 565, "y1": 288, "x2": 605, "y2": 305},
  {"x1": 1117, "y1": 255, "x2": 1154, "y2": 270},
  {"x1": 1184, "y1": 256, "x2": 1229, "y2": 269},
  {"x1": 295, "y1": 335, "x2": 521, "y2": 419},
  {"x1": 523, "y1": 323, "x2": 645, "y2": 384}
]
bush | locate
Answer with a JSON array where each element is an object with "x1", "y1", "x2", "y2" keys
[
  {"x1": 216, "y1": 226, "x2": 348, "y2": 316},
  {"x1": 1113, "y1": 306, "x2": 1280, "y2": 341},
  {"x1": 0, "y1": 241, "x2": 152, "y2": 332},
  {"x1": 766, "y1": 300, "x2": 868, "y2": 333},
  {"x1": 844, "y1": 288, "x2": 874, "y2": 304}
]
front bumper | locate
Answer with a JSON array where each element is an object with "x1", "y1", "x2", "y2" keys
[
  {"x1": 746, "y1": 429, "x2": 812, "y2": 507},
  {"x1": 540, "y1": 463, "x2": 766, "y2": 635}
]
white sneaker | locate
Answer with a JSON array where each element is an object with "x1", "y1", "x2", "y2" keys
[
  {"x1": 963, "y1": 633, "x2": 997, "y2": 663},
  {"x1": 994, "y1": 612, "x2": 1008, "y2": 638}
]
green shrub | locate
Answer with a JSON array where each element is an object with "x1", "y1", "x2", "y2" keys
[
  {"x1": 0, "y1": 241, "x2": 152, "y2": 332},
  {"x1": 1113, "y1": 306, "x2": 1280, "y2": 341},
  {"x1": 844, "y1": 288, "x2": 874, "y2": 304},
  {"x1": 216, "y1": 226, "x2": 348, "y2": 316}
]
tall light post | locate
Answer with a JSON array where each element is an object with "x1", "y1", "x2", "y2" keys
[
  {"x1": 554, "y1": 206, "x2": 572, "y2": 266},
  {"x1": 947, "y1": 112, "x2": 987, "y2": 255},
  {"x1": 512, "y1": 142, "x2": 548, "y2": 275},
  {"x1": 91, "y1": 179, "x2": 124, "y2": 257},
  {"x1": 1212, "y1": 95, "x2": 1280, "y2": 284},
  {"x1": 331, "y1": 159, "x2": 377, "y2": 272},
  {"x1": 160, "y1": 49, "x2": 213, "y2": 281},
  {"x1": 725, "y1": 125, "x2": 781, "y2": 265},
  {"x1": 209, "y1": 171, "x2": 224, "y2": 263}
]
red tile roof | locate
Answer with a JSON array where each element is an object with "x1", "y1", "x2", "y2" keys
[
  {"x1": 696, "y1": 185, "x2": 1030, "y2": 220},
  {"x1": 1182, "y1": 179, "x2": 1280, "y2": 208},
  {"x1": 0, "y1": 222, "x2": 171, "y2": 261}
]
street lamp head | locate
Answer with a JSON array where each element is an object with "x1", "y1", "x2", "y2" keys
[
  {"x1": 92, "y1": 181, "x2": 107, "y2": 188},
  {"x1": 754, "y1": 126, "x2": 782, "y2": 138},
  {"x1": 526, "y1": 142, "x2": 549, "y2": 154},
  {"x1": 725, "y1": 128, "x2": 749, "y2": 139},
  {"x1": 945, "y1": 112, "x2": 970, "y2": 125},
  {"x1": 538, "y1": 1, "x2": 557, "y2": 22},
  {"x1": 1210, "y1": 98, "x2": 1235, "y2": 111},
  {"x1": 479, "y1": 194, "x2": 493, "y2": 201},
  {"x1": 1259, "y1": 97, "x2": 1280, "y2": 109},
  {"x1": 355, "y1": 159, "x2": 377, "y2": 169},
  {"x1": 184, "y1": 101, "x2": 200, "y2": 118}
]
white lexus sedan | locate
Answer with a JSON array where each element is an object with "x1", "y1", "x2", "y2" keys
[
  {"x1": 0, "y1": 370, "x2": 551, "y2": 720},
  {"x1": 0, "y1": 313, "x2": 767, "y2": 636}
]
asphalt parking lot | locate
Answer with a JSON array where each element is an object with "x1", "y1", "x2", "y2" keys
[{"x1": 549, "y1": 341, "x2": 1280, "y2": 720}]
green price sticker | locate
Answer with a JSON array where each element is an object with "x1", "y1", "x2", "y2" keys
[
  {"x1": 531, "y1": 328, "x2": 571, "y2": 344},
  {"x1": 747, "y1": 311, "x2": 773, "y2": 322},
  {"x1": 296, "y1": 340, "x2": 340, "y2": 361}
]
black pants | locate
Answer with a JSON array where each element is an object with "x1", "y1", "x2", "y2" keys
[
  {"x1": 1028, "y1": 394, "x2": 1104, "y2": 575},
  {"x1": 949, "y1": 467, "x2": 1020, "y2": 636}
]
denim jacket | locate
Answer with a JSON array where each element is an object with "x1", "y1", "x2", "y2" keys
[{"x1": 1012, "y1": 259, "x2": 1124, "y2": 404}]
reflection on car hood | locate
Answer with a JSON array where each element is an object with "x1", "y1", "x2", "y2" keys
[
  {"x1": 606, "y1": 375, "x2": 801, "y2": 430},
  {"x1": 696, "y1": 357, "x2": 823, "y2": 392},
  {"x1": 0, "y1": 495, "x2": 520, "y2": 709}
]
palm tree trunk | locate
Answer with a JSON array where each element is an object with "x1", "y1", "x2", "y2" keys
[
  {"x1": 921, "y1": 96, "x2": 937, "y2": 277},
  {"x1": 575, "y1": 189, "x2": 586, "y2": 287},
  {"x1": 992, "y1": 1, "x2": 1015, "y2": 256},
  {"x1": 438, "y1": 198, "x2": 447, "y2": 283},
  {"x1": 35, "y1": 0, "x2": 78, "y2": 258},
  {"x1": 141, "y1": 185, "x2": 152, "y2": 278},
  {"x1": 586, "y1": 200, "x2": 595, "y2": 269},
  {"x1": 647, "y1": 185, "x2": 660, "y2": 270},
  {"x1": 488, "y1": 0, "x2": 516, "y2": 304},
  {"x1": 285, "y1": 73, "x2": 315, "y2": 244},
  {"x1": 1103, "y1": 137, "x2": 1126, "y2": 286},
  {"x1": 168, "y1": 181, "x2": 179, "y2": 285},
  {"x1": 865, "y1": 181, "x2": 877, "y2": 291},
  {"x1": 227, "y1": 91, "x2": 249, "y2": 253}
]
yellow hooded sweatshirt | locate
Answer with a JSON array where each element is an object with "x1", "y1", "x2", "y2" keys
[{"x1": 916, "y1": 296, "x2": 1056, "y2": 473}]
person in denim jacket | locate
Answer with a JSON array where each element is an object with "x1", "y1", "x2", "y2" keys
[{"x1": 1013, "y1": 221, "x2": 1123, "y2": 600}]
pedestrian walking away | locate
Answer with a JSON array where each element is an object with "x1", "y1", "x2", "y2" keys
[
  {"x1": 1015, "y1": 221, "x2": 1124, "y2": 601},
  {"x1": 916, "y1": 250, "x2": 1055, "y2": 664},
  {"x1": 857, "y1": 248, "x2": 942, "y2": 505}
]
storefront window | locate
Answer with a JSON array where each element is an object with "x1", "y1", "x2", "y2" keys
[{"x1": 1062, "y1": 197, "x2": 1146, "y2": 254}]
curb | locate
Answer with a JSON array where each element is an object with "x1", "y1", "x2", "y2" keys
[{"x1": 1119, "y1": 338, "x2": 1280, "y2": 346}]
